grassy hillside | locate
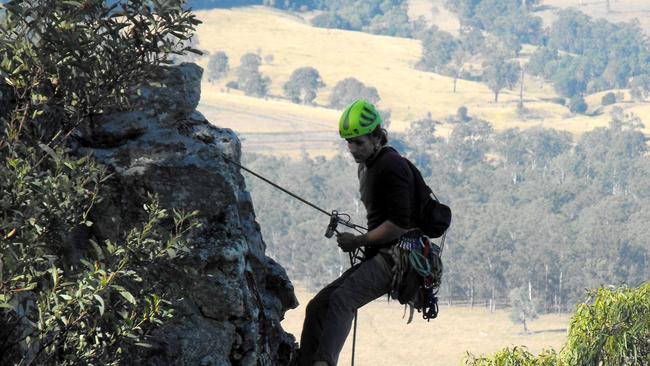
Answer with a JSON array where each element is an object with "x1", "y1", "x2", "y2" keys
[{"x1": 194, "y1": 6, "x2": 649, "y2": 158}]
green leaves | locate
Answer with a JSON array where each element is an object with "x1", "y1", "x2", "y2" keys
[
  {"x1": 1, "y1": 0, "x2": 201, "y2": 146},
  {"x1": 563, "y1": 284, "x2": 650, "y2": 365},
  {"x1": 465, "y1": 283, "x2": 650, "y2": 365}
]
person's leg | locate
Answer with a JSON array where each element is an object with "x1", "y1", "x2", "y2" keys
[
  {"x1": 297, "y1": 265, "x2": 360, "y2": 366},
  {"x1": 313, "y1": 254, "x2": 393, "y2": 366}
]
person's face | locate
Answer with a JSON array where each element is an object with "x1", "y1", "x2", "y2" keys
[{"x1": 346, "y1": 134, "x2": 379, "y2": 163}]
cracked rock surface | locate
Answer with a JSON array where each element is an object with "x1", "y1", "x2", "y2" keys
[{"x1": 73, "y1": 63, "x2": 298, "y2": 366}]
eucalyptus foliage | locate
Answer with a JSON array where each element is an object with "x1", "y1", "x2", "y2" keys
[
  {"x1": 464, "y1": 346, "x2": 558, "y2": 366},
  {"x1": 0, "y1": 0, "x2": 200, "y2": 145},
  {"x1": 563, "y1": 283, "x2": 650, "y2": 365},
  {"x1": 464, "y1": 283, "x2": 650, "y2": 365},
  {"x1": 1, "y1": 0, "x2": 201, "y2": 363}
]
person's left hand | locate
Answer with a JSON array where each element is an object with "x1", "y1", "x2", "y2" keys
[{"x1": 337, "y1": 232, "x2": 363, "y2": 252}]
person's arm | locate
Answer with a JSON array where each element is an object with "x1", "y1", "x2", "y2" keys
[{"x1": 337, "y1": 220, "x2": 408, "y2": 252}]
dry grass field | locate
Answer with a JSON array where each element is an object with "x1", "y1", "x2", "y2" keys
[
  {"x1": 282, "y1": 285, "x2": 571, "y2": 366},
  {"x1": 194, "y1": 6, "x2": 649, "y2": 158}
]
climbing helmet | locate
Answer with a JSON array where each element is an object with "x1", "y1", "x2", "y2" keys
[{"x1": 338, "y1": 99, "x2": 382, "y2": 139}]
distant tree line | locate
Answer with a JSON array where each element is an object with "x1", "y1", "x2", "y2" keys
[
  {"x1": 243, "y1": 108, "x2": 650, "y2": 313},
  {"x1": 200, "y1": 1, "x2": 650, "y2": 110},
  {"x1": 529, "y1": 9, "x2": 650, "y2": 98},
  {"x1": 208, "y1": 51, "x2": 383, "y2": 108}
]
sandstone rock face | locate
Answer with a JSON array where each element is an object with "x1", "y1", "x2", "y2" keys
[{"x1": 74, "y1": 63, "x2": 297, "y2": 365}]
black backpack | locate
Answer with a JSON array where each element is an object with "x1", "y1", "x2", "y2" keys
[{"x1": 404, "y1": 158, "x2": 452, "y2": 238}]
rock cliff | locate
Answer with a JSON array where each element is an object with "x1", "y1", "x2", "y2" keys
[{"x1": 72, "y1": 63, "x2": 297, "y2": 365}]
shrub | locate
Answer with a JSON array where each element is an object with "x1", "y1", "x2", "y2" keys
[
  {"x1": 562, "y1": 284, "x2": 650, "y2": 365},
  {"x1": 0, "y1": 0, "x2": 200, "y2": 145},
  {"x1": 0, "y1": 0, "x2": 201, "y2": 363},
  {"x1": 601, "y1": 92, "x2": 616, "y2": 106},
  {"x1": 457, "y1": 106, "x2": 470, "y2": 122},
  {"x1": 464, "y1": 283, "x2": 650, "y2": 366},
  {"x1": 464, "y1": 347, "x2": 558, "y2": 366},
  {"x1": 569, "y1": 95, "x2": 588, "y2": 114}
]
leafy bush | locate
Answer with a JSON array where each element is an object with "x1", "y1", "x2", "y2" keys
[
  {"x1": 0, "y1": 0, "x2": 201, "y2": 363},
  {"x1": 464, "y1": 347, "x2": 558, "y2": 366},
  {"x1": 0, "y1": 154, "x2": 199, "y2": 363},
  {"x1": 457, "y1": 106, "x2": 470, "y2": 122},
  {"x1": 464, "y1": 283, "x2": 650, "y2": 366},
  {"x1": 601, "y1": 92, "x2": 616, "y2": 106},
  {"x1": 0, "y1": 0, "x2": 200, "y2": 145},
  {"x1": 569, "y1": 95, "x2": 587, "y2": 114},
  {"x1": 562, "y1": 284, "x2": 650, "y2": 365}
]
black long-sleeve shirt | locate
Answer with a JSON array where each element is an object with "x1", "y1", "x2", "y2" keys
[{"x1": 358, "y1": 146, "x2": 415, "y2": 258}]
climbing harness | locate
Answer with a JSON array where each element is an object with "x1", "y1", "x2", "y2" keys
[{"x1": 221, "y1": 154, "x2": 365, "y2": 366}]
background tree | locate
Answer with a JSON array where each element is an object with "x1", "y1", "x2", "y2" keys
[
  {"x1": 630, "y1": 74, "x2": 650, "y2": 101},
  {"x1": 569, "y1": 95, "x2": 587, "y2": 114},
  {"x1": 458, "y1": 26, "x2": 485, "y2": 56},
  {"x1": 527, "y1": 46, "x2": 558, "y2": 79},
  {"x1": 601, "y1": 92, "x2": 616, "y2": 106},
  {"x1": 481, "y1": 53, "x2": 520, "y2": 102},
  {"x1": 418, "y1": 26, "x2": 459, "y2": 72},
  {"x1": 365, "y1": 4, "x2": 413, "y2": 37},
  {"x1": 236, "y1": 52, "x2": 271, "y2": 97},
  {"x1": 329, "y1": 77, "x2": 380, "y2": 109},
  {"x1": 206, "y1": 51, "x2": 229, "y2": 83},
  {"x1": 448, "y1": 48, "x2": 468, "y2": 93},
  {"x1": 283, "y1": 66, "x2": 325, "y2": 104},
  {"x1": 509, "y1": 286, "x2": 540, "y2": 333}
]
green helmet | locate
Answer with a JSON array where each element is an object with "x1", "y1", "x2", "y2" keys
[{"x1": 338, "y1": 100, "x2": 382, "y2": 139}]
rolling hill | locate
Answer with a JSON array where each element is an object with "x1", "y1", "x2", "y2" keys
[{"x1": 193, "y1": 5, "x2": 649, "y2": 158}]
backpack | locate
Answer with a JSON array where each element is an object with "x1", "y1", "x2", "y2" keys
[{"x1": 404, "y1": 158, "x2": 452, "y2": 238}]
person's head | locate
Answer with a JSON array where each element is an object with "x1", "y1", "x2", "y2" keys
[{"x1": 339, "y1": 100, "x2": 387, "y2": 163}]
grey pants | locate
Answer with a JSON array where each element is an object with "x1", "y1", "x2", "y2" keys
[{"x1": 297, "y1": 253, "x2": 393, "y2": 366}]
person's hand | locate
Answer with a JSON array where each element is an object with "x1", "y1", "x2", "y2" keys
[{"x1": 337, "y1": 232, "x2": 365, "y2": 252}]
